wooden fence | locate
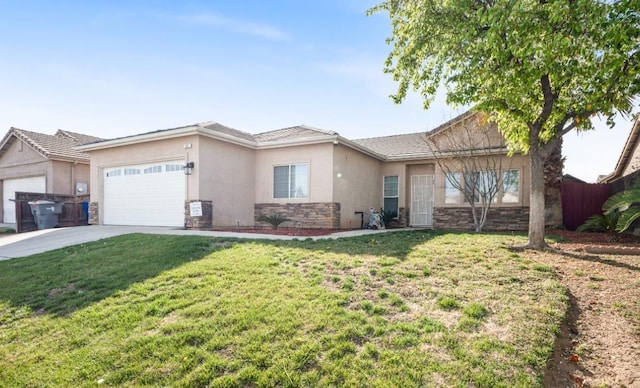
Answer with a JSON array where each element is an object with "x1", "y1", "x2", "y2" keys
[
  {"x1": 561, "y1": 181, "x2": 612, "y2": 231},
  {"x1": 15, "y1": 192, "x2": 90, "y2": 233}
]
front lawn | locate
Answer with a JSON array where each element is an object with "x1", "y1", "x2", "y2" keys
[{"x1": 0, "y1": 231, "x2": 566, "y2": 386}]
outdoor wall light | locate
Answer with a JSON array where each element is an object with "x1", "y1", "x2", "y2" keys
[{"x1": 184, "y1": 161, "x2": 195, "y2": 175}]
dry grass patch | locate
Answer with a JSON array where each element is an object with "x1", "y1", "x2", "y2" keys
[{"x1": 0, "y1": 231, "x2": 567, "y2": 386}]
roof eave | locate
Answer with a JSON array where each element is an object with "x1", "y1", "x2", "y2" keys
[
  {"x1": 75, "y1": 126, "x2": 201, "y2": 151},
  {"x1": 334, "y1": 137, "x2": 387, "y2": 161},
  {"x1": 599, "y1": 118, "x2": 640, "y2": 183},
  {"x1": 76, "y1": 126, "x2": 259, "y2": 152},
  {"x1": 47, "y1": 156, "x2": 91, "y2": 164}
]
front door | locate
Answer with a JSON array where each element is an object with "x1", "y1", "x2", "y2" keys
[{"x1": 410, "y1": 174, "x2": 434, "y2": 226}]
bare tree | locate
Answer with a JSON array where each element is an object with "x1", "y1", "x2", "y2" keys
[{"x1": 427, "y1": 114, "x2": 514, "y2": 232}]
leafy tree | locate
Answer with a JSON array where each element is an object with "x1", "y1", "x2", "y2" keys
[{"x1": 370, "y1": 0, "x2": 640, "y2": 248}]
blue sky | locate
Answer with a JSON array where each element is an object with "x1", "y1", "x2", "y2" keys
[{"x1": 0, "y1": 0, "x2": 635, "y2": 182}]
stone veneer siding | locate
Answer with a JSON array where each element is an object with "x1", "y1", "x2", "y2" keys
[
  {"x1": 397, "y1": 207, "x2": 408, "y2": 228},
  {"x1": 184, "y1": 200, "x2": 213, "y2": 230},
  {"x1": 255, "y1": 202, "x2": 340, "y2": 229},
  {"x1": 88, "y1": 202, "x2": 99, "y2": 225},
  {"x1": 433, "y1": 206, "x2": 529, "y2": 231}
]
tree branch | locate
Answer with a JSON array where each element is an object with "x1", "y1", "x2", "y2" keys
[{"x1": 533, "y1": 74, "x2": 555, "y2": 131}]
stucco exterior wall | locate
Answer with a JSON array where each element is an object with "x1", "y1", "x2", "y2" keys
[
  {"x1": 0, "y1": 138, "x2": 91, "y2": 221},
  {"x1": 622, "y1": 143, "x2": 640, "y2": 177},
  {"x1": 87, "y1": 135, "x2": 196, "y2": 224},
  {"x1": 197, "y1": 137, "x2": 255, "y2": 227},
  {"x1": 381, "y1": 162, "x2": 408, "y2": 209},
  {"x1": 50, "y1": 160, "x2": 90, "y2": 195},
  {"x1": 333, "y1": 144, "x2": 382, "y2": 229},
  {"x1": 0, "y1": 139, "x2": 50, "y2": 183},
  {"x1": 0, "y1": 139, "x2": 46, "y2": 166},
  {"x1": 255, "y1": 143, "x2": 334, "y2": 204}
]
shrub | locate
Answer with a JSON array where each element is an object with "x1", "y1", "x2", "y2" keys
[
  {"x1": 257, "y1": 214, "x2": 291, "y2": 230},
  {"x1": 381, "y1": 209, "x2": 398, "y2": 227},
  {"x1": 576, "y1": 211, "x2": 619, "y2": 233}
]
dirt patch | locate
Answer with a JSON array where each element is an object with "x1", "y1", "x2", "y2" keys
[{"x1": 533, "y1": 231, "x2": 640, "y2": 387}]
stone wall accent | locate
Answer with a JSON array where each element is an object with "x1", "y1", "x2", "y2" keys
[
  {"x1": 397, "y1": 207, "x2": 408, "y2": 228},
  {"x1": 88, "y1": 202, "x2": 99, "y2": 225},
  {"x1": 433, "y1": 206, "x2": 529, "y2": 231},
  {"x1": 255, "y1": 202, "x2": 340, "y2": 229},
  {"x1": 184, "y1": 200, "x2": 213, "y2": 230}
]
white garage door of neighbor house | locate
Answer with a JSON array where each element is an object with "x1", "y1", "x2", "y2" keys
[
  {"x1": 103, "y1": 161, "x2": 186, "y2": 227},
  {"x1": 3, "y1": 176, "x2": 46, "y2": 223}
]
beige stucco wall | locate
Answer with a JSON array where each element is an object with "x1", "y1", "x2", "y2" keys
[
  {"x1": 433, "y1": 153, "x2": 530, "y2": 207},
  {"x1": 0, "y1": 138, "x2": 90, "y2": 220},
  {"x1": 197, "y1": 137, "x2": 255, "y2": 227},
  {"x1": 333, "y1": 144, "x2": 382, "y2": 228},
  {"x1": 622, "y1": 143, "x2": 640, "y2": 177},
  {"x1": 381, "y1": 162, "x2": 408, "y2": 210},
  {"x1": 255, "y1": 143, "x2": 334, "y2": 204},
  {"x1": 0, "y1": 139, "x2": 50, "y2": 183},
  {"x1": 87, "y1": 135, "x2": 196, "y2": 224},
  {"x1": 50, "y1": 160, "x2": 90, "y2": 195}
]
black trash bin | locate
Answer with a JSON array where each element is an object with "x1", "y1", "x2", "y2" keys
[{"x1": 29, "y1": 200, "x2": 63, "y2": 230}]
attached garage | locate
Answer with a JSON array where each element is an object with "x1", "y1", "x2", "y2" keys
[
  {"x1": 3, "y1": 176, "x2": 46, "y2": 223},
  {"x1": 103, "y1": 161, "x2": 185, "y2": 227}
]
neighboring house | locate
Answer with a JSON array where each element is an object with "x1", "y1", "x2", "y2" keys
[
  {"x1": 0, "y1": 128, "x2": 103, "y2": 223},
  {"x1": 599, "y1": 117, "x2": 640, "y2": 191},
  {"x1": 76, "y1": 112, "x2": 531, "y2": 231}
]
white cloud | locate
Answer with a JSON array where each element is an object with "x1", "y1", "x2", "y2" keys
[{"x1": 178, "y1": 13, "x2": 290, "y2": 41}]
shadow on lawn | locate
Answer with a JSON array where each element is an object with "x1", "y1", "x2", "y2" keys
[
  {"x1": 0, "y1": 230, "x2": 487, "y2": 319},
  {"x1": 0, "y1": 234, "x2": 217, "y2": 317},
  {"x1": 556, "y1": 250, "x2": 640, "y2": 272},
  {"x1": 255, "y1": 229, "x2": 441, "y2": 261}
]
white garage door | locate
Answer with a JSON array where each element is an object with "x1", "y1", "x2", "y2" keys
[
  {"x1": 103, "y1": 161, "x2": 186, "y2": 227},
  {"x1": 3, "y1": 176, "x2": 46, "y2": 223}
]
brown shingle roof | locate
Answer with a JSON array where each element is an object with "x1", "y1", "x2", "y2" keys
[
  {"x1": 352, "y1": 132, "x2": 433, "y2": 158},
  {"x1": 54, "y1": 129, "x2": 104, "y2": 145},
  {"x1": 200, "y1": 122, "x2": 255, "y2": 142},
  {"x1": 0, "y1": 127, "x2": 104, "y2": 162},
  {"x1": 254, "y1": 125, "x2": 337, "y2": 144}
]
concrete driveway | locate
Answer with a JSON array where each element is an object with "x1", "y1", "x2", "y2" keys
[{"x1": 0, "y1": 225, "x2": 401, "y2": 260}]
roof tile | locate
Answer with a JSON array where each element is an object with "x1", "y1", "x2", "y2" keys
[{"x1": 2, "y1": 127, "x2": 104, "y2": 162}]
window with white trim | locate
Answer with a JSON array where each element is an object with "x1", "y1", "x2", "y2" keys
[
  {"x1": 165, "y1": 164, "x2": 183, "y2": 173},
  {"x1": 144, "y1": 165, "x2": 162, "y2": 174},
  {"x1": 502, "y1": 170, "x2": 520, "y2": 203},
  {"x1": 383, "y1": 175, "x2": 399, "y2": 214},
  {"x1": 444, "y1": 169, "x2": 520, "y2": 204},
  {"x1": 273, "y1": 164, "x2": 308, "y2": 199},
  {"x1": 124, "y1": 168, "x2": 140, "y2": 176},
  {"x1": 444, "y1": 172, "x2": 461, "y2": 204},
  {"x1": 106, "y1": 169, "x2": 122, "y2": 177},
  {"x1": 464, "y1": 171, "x2": 498, "y2": 203}
]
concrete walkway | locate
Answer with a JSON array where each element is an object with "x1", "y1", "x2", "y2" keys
[{"x1": 0, "y1": 225, "x2": 412, "y2": 260}]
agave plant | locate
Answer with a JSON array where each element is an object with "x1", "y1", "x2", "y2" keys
[{"x1": 257, "y1": 214, "x2": 291, "y2": 230}]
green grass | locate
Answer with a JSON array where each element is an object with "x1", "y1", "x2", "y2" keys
[
  {"x1": 0, "y1": 231, "x2": 567, "y2": 386},
  {"x1": 0, "y1": 226, "x2": 15, "y2": 234}
]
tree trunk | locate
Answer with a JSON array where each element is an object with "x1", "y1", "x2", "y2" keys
[
  {"x1": 528, "y1": 151, "x2": 547, "y2": 248},
  {"x1": 544, "y1": 139, "x2": 564, "y2": 228}
]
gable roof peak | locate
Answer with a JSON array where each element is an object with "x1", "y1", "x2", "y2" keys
[
  {"x1": 254, "y1": 125, "x2": 338, "y2": 144},
  {"x1": 0, "y1": 126, "x2": 102, "y2": 162}
]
